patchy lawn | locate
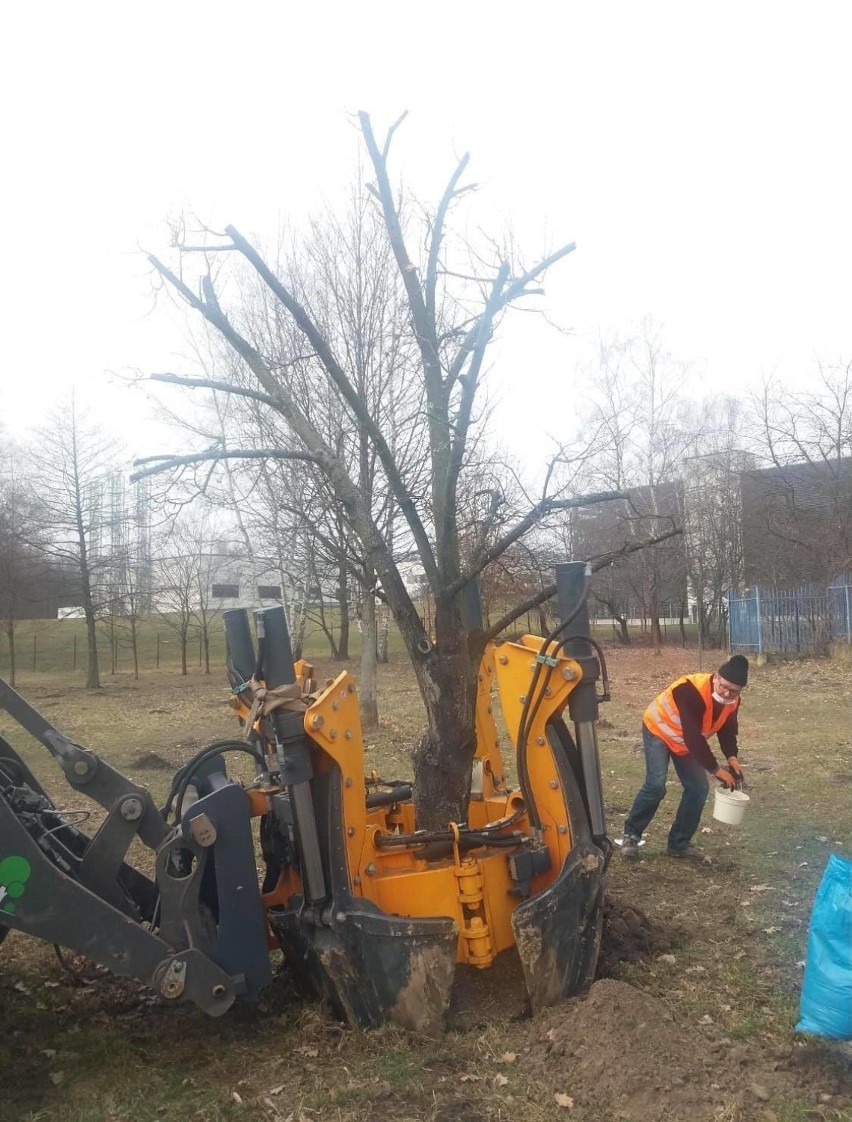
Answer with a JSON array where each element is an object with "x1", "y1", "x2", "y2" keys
[{"x1": 1, "y1": 644, "x2": 850, "y2": 1122}]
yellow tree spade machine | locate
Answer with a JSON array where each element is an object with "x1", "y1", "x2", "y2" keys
[{"x1": 0, "y1": 562, "x2": 611, "y2": 1033}]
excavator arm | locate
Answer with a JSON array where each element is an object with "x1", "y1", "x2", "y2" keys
[{"x1": 0, "y1": 560, "x2": 610, "y2": 1032}]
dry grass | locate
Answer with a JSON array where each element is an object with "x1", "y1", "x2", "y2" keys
[{"x1": 1, "y1": 644, "x2": 850, "y2": 1121}]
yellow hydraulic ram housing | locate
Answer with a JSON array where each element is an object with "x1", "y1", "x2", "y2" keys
[{"x1": 229, "y1": 559, "x2": 611, "y2": 1030}]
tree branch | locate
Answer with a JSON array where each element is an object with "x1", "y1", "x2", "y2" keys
[
  {"x1": 148, "y1": 251, "x2": 431, "y2": 654},
  {"x1": 426, "y1": 152, "x2": 471, "y2": 326},
  {"x1": 129, "y1": 448, "x2": 318, "y2": 482},
  {"x1": 445, "y1": 243, "x2": 576, "y2": 388},
  {"x1": 440, "y1": 262, "x2": 509, "y2": 561},
  {"x1": 150, "y1": 372, "x2": 278, "y2": 409},
  {"x1": 482, "y1": 526, "x2": 683, "y2": 640},
  {"x1": 359, "y1": 112, "x2": 440, "y2": 383},
  {"x1": 381, "y1": 110, "x2": 409, "y2": 160},
  {"x1": 443, "y1": 490, "x2": 628, "y2": 601},
  {"x1": 222, "y1": 224, "x2": 439, "y2": 590}
]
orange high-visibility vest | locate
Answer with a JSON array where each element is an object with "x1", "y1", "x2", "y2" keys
[{"x1": 643, "y1": 673, "x2": 739, "y2": 757}]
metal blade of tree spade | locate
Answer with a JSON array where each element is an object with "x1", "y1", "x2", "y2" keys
[
  {"x1": 270, "y1": 900, "x2": 458, "y2": 1036},
  {"x1": 512, "y1": 718, "x2": 608, "y2": 1012}
]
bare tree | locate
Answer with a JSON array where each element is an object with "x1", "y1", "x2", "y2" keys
[
  {"x1": 0, "y1": 464, "x2": 51, "y2": 684},
  {"x1": 746, "y1": 362, "x2": 852, "y2": 584},
  {"x1": 24, "y1": 398, "x2": 123, "y2": 689},
  {"x1": 154, "y1": 518, "x2": 205, "y2": 676},
  {"x1": 570, "y1": 322, "x2": 692, "y2": 648},
  {"x1": 680, "y1": 399, "x2": 755, "y2": 647},
  {"x1": 139, "y1": 114, "x2": 641, "y2": 828},
  {"x1": 154, "y1": 187, "x2": 420, "y2": 726}
]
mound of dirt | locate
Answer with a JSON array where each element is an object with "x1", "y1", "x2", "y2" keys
[
  {"x1": 523, "y1": 979, "x2": 742, "y2": 1121},
  {"x1": 523, "y1": 977, "x2": 852, "y2": 1121},
  {"x1": 131, "y1": 751, "x2": 175, "y2": 770},
  {"x1": 597, "y1": 895, "x2": 684, "y2": 978}
]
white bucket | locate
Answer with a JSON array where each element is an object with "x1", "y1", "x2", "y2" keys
[{"x1": 713, "y1": 787, "x2": 750, "y2": 826}]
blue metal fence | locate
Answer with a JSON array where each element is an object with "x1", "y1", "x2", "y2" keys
[{"x1": 728, "y1": 575, "x2": 852, "y2": 653}]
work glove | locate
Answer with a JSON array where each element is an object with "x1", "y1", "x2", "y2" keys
[
  {"x1": 726, "y1": 757, "x2": 744, "y2": 787},
  {"x1": 713, "y1": 767, "x2": 737, "y2": 791}
]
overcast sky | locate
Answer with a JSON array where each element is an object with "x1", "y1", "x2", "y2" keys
[{"x1": 2, "y1": 1, "x2": 850, "y2": 461}]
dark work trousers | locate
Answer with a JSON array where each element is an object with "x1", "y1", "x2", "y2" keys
[{"x1": 624, "y1": 724, "x2": 710, "y2": 851}]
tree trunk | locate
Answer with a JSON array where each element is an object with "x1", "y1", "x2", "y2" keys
[
  {"x1": 616, "y1": 614, "x2": 630, "y2": 644},
  {"x1": 81, "y1": 576, "x2": 100, "y2": 689},
  {"x1": 410, "y1": 603, "x2": 477, "y2": 830},
  {"x1": 647, "y1": 569, "x2": 663, "y2": 652},
  {"x1": 8, "y1": 622, "x2": 16, "y2": 687},
  {"x1": 291, "y1": 597, "x2": 308, "y2": 660},
  {"x1": 202, "y1": 623, "x2": 210, "y2": 674},
  {"x1": 131, "y1": 618, "x2": 139, "y2": 680},
  {"x1": 378, "y1": 605, "x2": 390, "y2": 664},
  {"x1": 180, "y1": 634, "x2": 188, "y2": 676},
  {"x1": 359, "y1": 593, "x2": 379, "y2": 729},
  {"x1": 336, "y1": 562, "x2": 349, "y2": 659}
]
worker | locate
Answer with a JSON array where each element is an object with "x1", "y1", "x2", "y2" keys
[{"x1": 620, "y1": 654, "x2": 748, "y2": 861}]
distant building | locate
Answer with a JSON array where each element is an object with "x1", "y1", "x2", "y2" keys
[
  {"x1": 57, "y1": 606, "x2": 86, "y2": 620},
  {"x1": 570, "y1": 482, "x2": 688, "y2": 618},
  {"x1": 202, "y1": 554, "x2": 290, "y2": 612},
  {"x1": 741, "y1": 457, "x2": 852, "y2": 587}
]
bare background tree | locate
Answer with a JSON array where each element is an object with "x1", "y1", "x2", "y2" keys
[
  {"x1": 24, "y1": 398, "x2": 124, "y2": 689},
  {"x1": 745, "y1": 362, "x2": 852, "y2": 584},
  {"x1": 140, "y1": 113, "x2": 638, "y2": 828},
  {"x1": 0, "y1": 456, "x2": 57, "y2": 685}
]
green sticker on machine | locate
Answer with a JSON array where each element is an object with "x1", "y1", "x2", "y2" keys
[{"x1": 0, "y1": 855, "x2": 31, "y2": 914}]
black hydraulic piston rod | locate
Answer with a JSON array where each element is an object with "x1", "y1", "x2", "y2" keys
[
  {"x1": 556, "y1": 562, "x2": 608, "y2": 843},
  {"x1": 255, "y1": 607, "x2": 327, "y2": 905},
  {"x1": 223, "y1": 608, "x2": 257, "y2": 686}
]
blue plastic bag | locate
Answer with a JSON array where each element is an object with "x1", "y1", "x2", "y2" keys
[{"x1": 796, "y1": 853, "x2": 852, "y2": 1039}]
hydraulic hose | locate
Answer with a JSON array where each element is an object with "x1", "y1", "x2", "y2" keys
[
  {"x1": 164, "y1": 740, "x2": 264, "y2": 823},
  {"x1": 515, "y1": 567, "x2": 592, "y2": 830}
]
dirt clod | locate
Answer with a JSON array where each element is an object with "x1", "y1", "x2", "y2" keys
[{"x1": 597, "y1": 895, "x2": 684, "y2": 977}]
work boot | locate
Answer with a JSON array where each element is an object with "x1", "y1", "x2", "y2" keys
[
  {"x1": 620, "y1": 834, "x2": 641, "y2": 858},
  {"x1": 666, "y1": 844, "x2": 711, "y2": 866}
]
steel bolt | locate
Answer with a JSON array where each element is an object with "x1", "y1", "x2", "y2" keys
[
  {"x1": 353, "y1": 875, "x2": 361, "y2": 886},
  {"x1": 536, "y1": 736, "x2": 545, "y2": 746},
  {"x1": 212, "y1": 984, "x2": 227, "y2": 998},
  {"x1": 347, "y1": 826, "x2": 356, "y2": 836},
  {"x1": 335, "y1": 912, "x2": 346, "y2": 923},
  {"x1": 332, "y1": 700, "x2": 339, "y2": 711},
  {"x1": 499, "y1": 655, "x2": 508, "y2": 665},
  {"x1": 365, "y1": 863, "x2": 376, "y2": 876},
  {"x1": 519, "y1": 695, "x2": 527, "y2": 703},
  {"x1": 311, "y1": 714, "x2": 324, "y2": 730},
  {"x1": 562, "y1": 667, "x2": 576, "y2": 681},
  {"x1": 347, "y1": 682, "x2": 356, "y2": 693},
  {"x1": 549, "y1": 779, "x2": 559, "y2": 790},
  {"x1": 120, "y1": 797, "x2": 144, "y2": 822},
  {"x1": 558, "y1": 824, "x2": 568, "y2": 835},
  {"x1": 344, "y1": 730, "x2": 353, "y2": 739},
  {"x1": 329, "y1": 729, "x2": 337, "y2": 740},
  {"x1": 73, "y1": 759, "x2": 89, "y2": 776},
  {"x1": 344, "y1": 777, "x2": 353, "y2": 788},
  {"x1": 544, "y1": 687, "x2": 552, "y2": 697}
]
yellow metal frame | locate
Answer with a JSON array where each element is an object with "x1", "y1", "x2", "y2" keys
[{"x1": 235, "y1": 635, "x2": 585, "y2": 968}]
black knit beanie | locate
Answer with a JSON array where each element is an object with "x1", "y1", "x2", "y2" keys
[{"x1": 717, "y1": 654, "x2": 749, "y2": 687}]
